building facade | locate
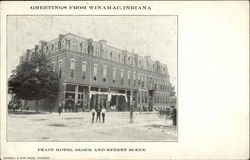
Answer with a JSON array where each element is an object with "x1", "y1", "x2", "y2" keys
[{"x1": 20, "y1": 33, "x2": 172, "y2": 112}]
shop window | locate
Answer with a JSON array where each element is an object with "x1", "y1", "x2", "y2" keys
[
  {"x1": 78, "y1": 86, "x2": 85, "y2": 92},
  {"x1": 66, "y1": 84, "x2": 76, "y2": 92}
]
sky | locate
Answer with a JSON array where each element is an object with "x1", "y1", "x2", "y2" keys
[{"x1": 7, "y1": 16, "x2": 177, "y2": 87}]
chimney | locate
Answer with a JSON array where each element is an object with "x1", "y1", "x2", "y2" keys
[
  {"x1": 39, "y1": 41, "x2": 47, "y2": 50},
  {"x1": 87, "y1": 39, "x2": 93, "y2": 55},
  {"x1": 59, "y1": 34, "x2": 64, "y2": 41},
  {"x1": 35, "y1": 45, "x2": 39, "y2": 53}
]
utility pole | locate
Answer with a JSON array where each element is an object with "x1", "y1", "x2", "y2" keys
[{"x1": 129, "y1": 53, "x2": 134, "y2": 123}]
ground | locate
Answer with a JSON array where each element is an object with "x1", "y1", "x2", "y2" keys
[{"x1": 7, "y1": 111, "x2": 177, "y2": 141}]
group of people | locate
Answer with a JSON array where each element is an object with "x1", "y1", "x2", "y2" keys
[{"x1": 91, "y1": 107, "x2": 107, "y2": 123}]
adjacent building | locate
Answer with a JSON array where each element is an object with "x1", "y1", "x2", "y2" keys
[{"x1": 20, "y1": 33, "x2": 172, "y2": 112}]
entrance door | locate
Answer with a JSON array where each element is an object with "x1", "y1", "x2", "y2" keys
[{"x1": 78, "y1": 93, "x2": 85, "y2": 110}]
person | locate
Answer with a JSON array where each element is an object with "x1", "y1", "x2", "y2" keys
[
  {"x1": 58, "y1": 103, "x2": 62, "y2": 116},
  {"x1": 171, "y1": 106, "x2": 177, "y2": 126},
  {"x1": 139, "y1": 104, "x2": 142, "y2": 114},
  {"x1": 101, "y1": 107, "x2": 106, "y2": 123},
  {"x1": 65, "y1": 96, "x2": 75, "y2": 112},
  {"x1": 91, "y1": 108, "x2": 96, "y2": 123},
  {"x1": 96, "y1": 106, "x2": 101, "y2": 123},
  {"x1": 75, "y1": 102, "x2": 80, "y2": 112}
]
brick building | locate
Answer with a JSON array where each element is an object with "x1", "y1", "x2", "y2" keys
[{"x1": 20, "y1": 33, "x2": 172, "y2": 112}]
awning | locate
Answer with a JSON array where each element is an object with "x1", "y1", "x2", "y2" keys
[{"x1": 89, "y1": 91, "x2": 127, "y2": 102}]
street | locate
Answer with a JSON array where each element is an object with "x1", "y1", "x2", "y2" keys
[{"x1": 7, "y1": 111, "x2": 177, "y2": 141}]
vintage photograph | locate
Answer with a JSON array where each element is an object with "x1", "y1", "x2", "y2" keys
[{"x1": 7, "y1": 15, "x2": 177, "y2": 142}]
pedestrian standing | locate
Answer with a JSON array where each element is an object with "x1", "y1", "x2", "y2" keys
[
  {"x1": 75, "y1": 102, "x2": 80, "y2": 112},
  {"x1": 96, "y1": 107, "x2": 101, "y2": 123},
  {"x1": 91, "y1": 108, "x2": 96, "y2": 123},
  {"x1": 101, "y1": 107, "x2": 106, "y2": 123},
  {"x1": 171, "y1": 106, "x2": 177, "y2": 126},
  {"x1": 58, "y1": 103, "x2": 62, "y2": 116}
]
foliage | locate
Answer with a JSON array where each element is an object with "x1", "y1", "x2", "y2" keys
[
  {"x1": 8, "y1": 53, "x2": 59, "y2": 101},
  {"x1": 169, "y1": 84, "x2": 176, "y2": 97}
]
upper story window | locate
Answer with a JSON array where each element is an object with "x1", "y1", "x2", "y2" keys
[
  {"x1": 61, "y1": 39, "x2": 66, "y2": 50},
  {"x1": 70, "y1": 59, "x2": 76, "y2": 78},
  {"x1": 113, "y1": 68, "x2": 116, "y2": 83},
  {"x1": 58, "y1": 60, "x2": 62, "y2": 78},
  {"x1": 93, "y1": 64, "x2": 98, "y2": 81},
  {"x1": 133, "y1": 72, "x2": 136, "y2": 86},
  {"x1": 51, "y1": 44, "x2": 54, "y2": 53},
  {"x1": 121, "y1": 69, "x2": 124, "y2": 85},
  {"x1": 154, "y1": 77, "x2": 157, "y2": 89},
  {"x1": 70, "y1": 39, "x2": 78, "y2": 51},
  {"x1": 82, "y1": 61, "x2": 87, "y2": 80},
  {"x1": 141, "y1": 74, "x2": 144, "y2": 88},
  {"x1": 51, "y1": 61, "x2": 55, "y2": 72},
  {"x1": 124, "y1": 55, "x2": 126, "y2": 64},
  {"x1": 128, "y1": 71, "x2": 131, "y2": 85},
  {"x1": 139, "y1": 60, "x2": 142, "y2": 68},
  {"x1": 79, "y1": 42, "x2": 87, "y2": 54},
  {"x1": 103, "y1": 66, "x2": 107, "y2": 82},
  {"x1": 118, "y1": 54, "x2": 121, "y2": 63},
  {"x1": 128, "y1": 57, "x2": 131, "y2": 65},
  {"x1": 54, "y1": 42, "x2": 58, "y2": 52},
  {"x1": 80, "y1": 43, "x2": 83, "y2": 53},
  {"x1": 110, "y1": 52, "x2": 113, "y2": 61}
]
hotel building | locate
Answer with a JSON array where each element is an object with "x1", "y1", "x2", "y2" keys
[{"x1": 20, "y1": 33, "x2": 172, "y2": 112}]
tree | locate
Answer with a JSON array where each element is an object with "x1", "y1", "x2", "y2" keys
[
  {"x1": 8, "y1": 52, "x2": 59, "y2": 112},
  {"x1": 169, "y1": 84, "x2": 176, "y2": 97}
]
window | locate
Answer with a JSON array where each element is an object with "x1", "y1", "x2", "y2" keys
[
  {"x1": 128, "y1": 71, "x2": 131, "y2": 85},
  {"x1": 141, "y1": 74, "x2": 144, "y2": 88},
  {"x1": 82, "y1": 61, "x2": 87, "y2": 80},
  {"x1": 121, "y1": 69, "x2": 124, "y2": 85},
  {"x1": 138, "y1": 73, "x2": 141, "y2": 86},
  {"x1": 144, "y1": 75, "x2": 147, "y2": 88},
  {"x1": 103, "y1": 66, "x2": 107, "y2": 82},
  {"x1": 51, "y1": 44, "x2": 54, "y2": 53},
  {"x1": 110, "y1": 52, "x2": 113, "y2": 60},
  {"x1": 93, "y1": 64, "x2": 98, "y2": 81},
  {"x1": 139, "y1": 60, "x2": 142, "y2": 68},
  {"x1": 80, "y1": 43, "x2": 83, "y2": 52},
  {"x1": 149, "y1": 76, "x2": 153, "y2": 88},
  {"x1": 118, "y1": 54, "x2": 120, "y2": 63},
  {"x1": 70, "y1": 39, "x2": 77, "y2": 51},
  {"x1": 58, "y1": 60, "x2": 62, "y2": 78},
  {"x1": 51, "y1": 62, "x2": 55, "y2": 72},
  {"x1": 154, "y1": 77, "x2": 157, "y2": 89},
  {"x1": 113, "y1": 68, "x2": 116, "y2": 83},
  {"x1": 70, "y1": 59, "x2": 76, "y2": 78},
  {"x1": 128, "y1": 57, "x2": 131, "y2": 65}
]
